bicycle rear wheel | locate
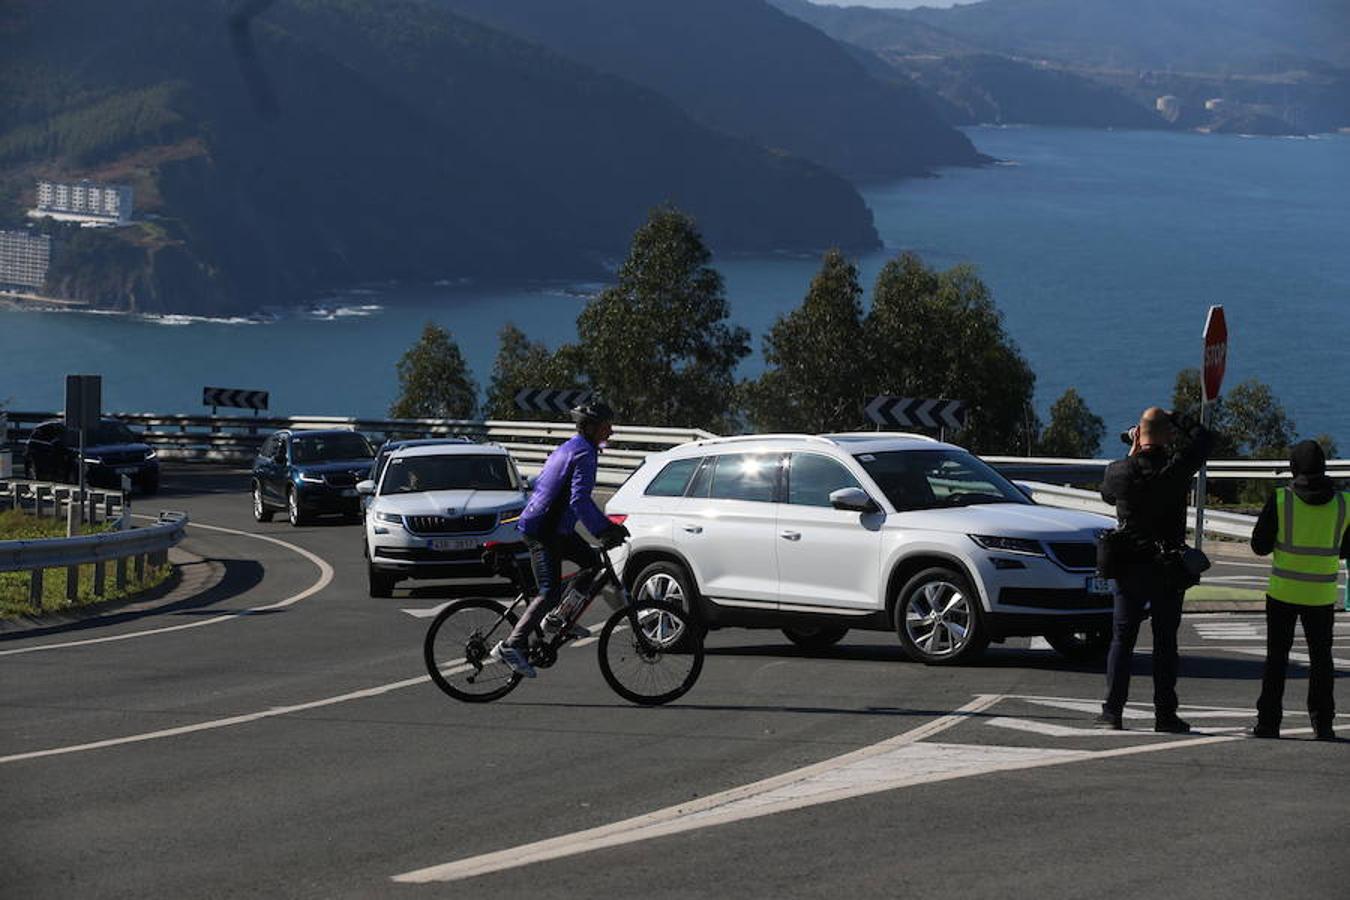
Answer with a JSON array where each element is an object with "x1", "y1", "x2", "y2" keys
[
  {"x1": 597, "y1": 599, "x2": 704, "y2": 706},
  {"x1": 424, "y1": 598, "x2": 523, "y2": 703}
]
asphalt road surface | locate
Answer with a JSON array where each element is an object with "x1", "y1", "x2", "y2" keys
[{"x1": 2, "y1": 466, "x2": 1346, "y2": 899}]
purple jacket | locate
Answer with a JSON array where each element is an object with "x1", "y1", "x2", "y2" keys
[{"x1": 517, "y1": 433, "x2": 611, "y2": 538}]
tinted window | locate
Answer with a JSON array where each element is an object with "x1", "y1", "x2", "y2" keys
[
  {"x1": 708, "y1": 453, "x2": 778, "y2": 502},
  {"x1": 33, "y1": 423, "x2": 63, "y2": 443},
  {"x1": 259, "y1": 436, "x2": 277, "y2": 459},
  {"x1": 88, "y1": 421, "x2": 138, "y2": 444},
  {"x1": 380, "y1": 454, "x2": 519, "y2": 494},
  {"x1": 854, "y1": 450, "x2": 1029, "y2": 512},
  {"x1": 686, "y1": 457, "x2": 715, "y2": 498},
  {"x1": 645, "y1": 458, "x2": 701, "y2": 497},
  {"x1": 788, "y1": 454, "x2": 862, "y2": 507},
  {"x1": 291, "y1": 432, "x2": 374, "y2": 463}
]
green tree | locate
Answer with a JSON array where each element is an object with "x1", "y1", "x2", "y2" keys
[
  {"x1": 1037, "y1": 388, "x2": 1105, "y2": 458},
  {"x1": 1171, "y1": 369, "x2": 1294, "y2": 458},
  {"x1": 864, "y1": 252, "x2": 1037, "y2": 452},
  {"x1": 573, "y1": 207, "x2": 749, "y2": 431},
  {"x1": 484, "y1": 324, "x2": 585, "y2": 420},
  {"x1": 743, "y1": 249, "x2": 870, "y2": 432},
  {"x1": 388, "y1": 322, "x2": 478, "y2": 419}
]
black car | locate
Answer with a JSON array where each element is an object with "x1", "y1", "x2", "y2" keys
[
  {"x1": 23, "y1": 418, "x2": 160, "y2": 494},
  {"x1": 252, "y1": 429, "x2": 376, "y2": 526}
]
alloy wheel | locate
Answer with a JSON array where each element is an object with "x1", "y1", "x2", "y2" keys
[
  {"x1": 904, "y1": 580, "x2": 973, "y2": 658},
  {"x1": 636, "y1": 572, "x2": 685, "y2": 608}
]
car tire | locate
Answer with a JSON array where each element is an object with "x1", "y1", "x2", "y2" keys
[
  {"x1": 1044, "y1": 627, "x2": 1112, "y2": 663},
  {"x1": 894, "y1": 566, "x2": 990, "y2": 666},
  {"x1": 781, "y1": 625, "x2": 849, "y2": 651},
  {"x1": 630, "y1": 559, "x2": 700, "y2": 623},
  {"x1": 141, "y1": 478, "x2": 159, "y2": 496},
  {"x1": 252, "y1": 480, "x2": 274, "y2": 522},
  {"x1": 287, "y1": 487, "x2": 306, "y2": 527},
  {"x1": 368, "y1": 563, "x2": 397, "y2": 598}
]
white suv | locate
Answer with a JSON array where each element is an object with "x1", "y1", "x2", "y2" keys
[
  {"x1": 605, "y1": 433, "x2": 1117, "y2": 664},
  {"x1": 359, "y1": 443, "x2": 527, "y2": 597}
]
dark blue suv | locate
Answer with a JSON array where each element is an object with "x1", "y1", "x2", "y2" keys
[
  {"x1": 24, "y1": 418, "x2": 160, "y2": 494},
  {"x1": 252, "y1": 429, "x2": 375, "y2": 526}
]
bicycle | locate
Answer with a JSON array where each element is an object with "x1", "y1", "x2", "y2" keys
[{"x1": 423, "y1": 540, "x2": 705, "y2": 706}]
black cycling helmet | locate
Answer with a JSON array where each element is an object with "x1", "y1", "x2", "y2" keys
[{"x1": 570, "y1": 399, "x2": 615, "y2": 426}]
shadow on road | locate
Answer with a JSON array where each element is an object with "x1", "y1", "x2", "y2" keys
[{"x1": 0, "y1": 557, "x2": 266, "y2": 642}]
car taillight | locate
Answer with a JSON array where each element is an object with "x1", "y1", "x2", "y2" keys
[{"x1": 607, "y1": 514, "x2": 627, "y2": 525}]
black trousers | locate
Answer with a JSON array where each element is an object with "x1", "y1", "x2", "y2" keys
[
  {"x1": 1103, "y1": 562, "x2": 1183, "y2": 717},
  {"x1": 1255, "y1": 597, "x2": 1336, "y2": 728},
  {"x1": 505, "y1": 532, "x2": 599, "y2": 648}
]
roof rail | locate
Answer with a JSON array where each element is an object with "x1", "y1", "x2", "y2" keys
[
  {"x1": 688, "y1": 433, "x2": 838, "y2": 449},
  {"x1": 826, "y1": 431, "x2": 940, "y2": 443}
]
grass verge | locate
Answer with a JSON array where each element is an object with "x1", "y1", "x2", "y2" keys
[{"x1": 0, "y1": 509, "x2": 172, "y2": 618}]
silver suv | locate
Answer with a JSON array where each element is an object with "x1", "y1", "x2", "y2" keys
[{"x1": 605, "y1": 433, "x2": 1117, "y2": 664}]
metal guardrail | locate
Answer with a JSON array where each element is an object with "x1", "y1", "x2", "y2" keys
[
  {"x1": 989, "y1": 455, "x2": 1350, "y2": 482},
  {"x1": 1, "y1": 478, "x2": 125, "y2": 524},
  {"x1": 0, "y1": 510, "x2": 188, "y2": 610},
  {"x1": 1020, "y1": 482, "x2": 1257, "y2": 540}
]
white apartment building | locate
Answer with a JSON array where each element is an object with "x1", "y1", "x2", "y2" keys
[
  {"x1": 31, "y1": 179, "x2": 133, "y2": 225},
  {"x1": 0, "y1": 230, "x2": 52, "y2": 289}
]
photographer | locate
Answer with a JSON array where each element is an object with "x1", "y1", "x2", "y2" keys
[{"x1": 1095, "y1": 407, "x2": 1216, "y2": 732}]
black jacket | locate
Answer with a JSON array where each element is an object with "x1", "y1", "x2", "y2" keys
[
  {"x1": 1101, "y1": 419, "x2": 1216, "y2": 559},
  {"x1": 1250, "y1": 475, "x2": 1350, "y2": 559}
]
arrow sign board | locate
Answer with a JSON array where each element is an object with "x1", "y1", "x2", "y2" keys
[
  {"x1": 1201, "y1": 305, "x2": 1227, "y2": 403},
  {"x1": 515, "y1": 388, "x2": 592, "y2": 416},
  {"x1": 203, "y1": 387, "x2": 269, "y2": 411},
  {"x1": 865, "y1": 396, "x2": 966, "y2": 430}
]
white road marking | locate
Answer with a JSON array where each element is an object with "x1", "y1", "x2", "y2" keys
[
  {"x1": 986, "y1": 717, "x2": 1147, "y2": 737},
  {"x1": 1027, "y1": 636, "x2": 1052, "y2": 651},
  {"x1": 0, "y1": 517, "x2": 334, "y2": 656},
  {"x1": 1221, "y1": 647, "x2": 1350, "y2": 670},
  {"x1": 400, "y1": 602, "x2": 453, "y2": 619}
]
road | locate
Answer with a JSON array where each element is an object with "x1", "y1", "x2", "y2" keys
[{"x1": 2, "y1": 466, "x2": 1346, "y2": 899}]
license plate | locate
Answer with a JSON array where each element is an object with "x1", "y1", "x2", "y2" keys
[
  {"x1": 432, "y1": 538, "x2": 478, "y2": 551},
  {"x1": 116, "y1": 467, "x2": 138, "y2": 475},
  {"x1": 1087, "y1": 576, "x2": 1116, "y2": 596},
  {"x1": 341, "y1": 488, "x2": 358, "y2": 497}
]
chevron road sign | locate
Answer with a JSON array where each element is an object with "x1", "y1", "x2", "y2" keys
[
  {"x1": 514, "y1": 388, "x2": 593, "y2": 416},
  {"x1": 864, "y1": 396, "x2": 967, "y2": 431},
  {"x1": 203, "y1": 387, "x2": 269, "y2": 412}
]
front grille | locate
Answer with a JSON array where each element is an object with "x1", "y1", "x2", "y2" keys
[
  {"x1": 374, "y1": 546, "x2": 484, "y2": 562},
  {"x1": 1048, "y1": 542, "x2": 1097, "y2": 570},
  {"x1": 405, "y1": 514, "x2": 497, "y2": 535},
  {"x1": 999, "y1": 588, "x2": 1111, "y2": 611},
  {"x1": 325, "y1": 472, "x2": 358, "y2": 488},
  {"x1": 97, "y1": 451, "x2": 144, "y2": 465}
]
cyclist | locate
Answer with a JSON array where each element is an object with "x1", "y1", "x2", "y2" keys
[{"x1": 492, "y1": 400, "x2": 629, "y2": 677}]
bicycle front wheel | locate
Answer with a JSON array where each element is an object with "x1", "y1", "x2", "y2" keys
[
  {"x1": 424, "y1": 598, "x2": 523, "y2": 703},
  {"x1": 598, "y1": 599, "x2": 704, "y2": 706}
]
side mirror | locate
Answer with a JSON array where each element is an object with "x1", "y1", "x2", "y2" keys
[
  {"x1": 356, "y1": 480, "x2": 375, "y2": 496},
  {"x1": 830, "y1": 487, "x2": 878, "y2": 514}
]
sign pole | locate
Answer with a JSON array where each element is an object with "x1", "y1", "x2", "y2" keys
[
  {"x1": 1195, "y1": 403, "x2": 1210, "y2": 553},
  {"x1": 1195, "y1": 305, "x2": 1228, "y2": 554}
]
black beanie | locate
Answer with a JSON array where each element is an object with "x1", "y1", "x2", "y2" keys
[{"x1": 1289, "y1": 440, "x2": 1326, "y2": 477}]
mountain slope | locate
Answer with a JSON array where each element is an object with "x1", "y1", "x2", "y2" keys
[
  {"x1": 0, "y1": 0, "x2": 879, "y2": 314},
  {"x1": 439, "y1": 0, "x2": 985, "y2": 182}
]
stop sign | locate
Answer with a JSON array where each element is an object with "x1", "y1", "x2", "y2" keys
[{"x1": 1202, "y1": 305, "x2": 1227, "y2": 403}]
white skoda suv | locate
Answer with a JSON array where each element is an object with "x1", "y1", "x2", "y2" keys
[
  {"x1": 604, "y1": 433, "x2": 1116, "y2": 664},
  {"x1": 359, "y1": 443, "x2": 526, "y2": 597}
]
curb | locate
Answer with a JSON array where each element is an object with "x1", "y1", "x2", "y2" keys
[{"x1": 0, "y1": 546, "x2": 224, "y2": 636}]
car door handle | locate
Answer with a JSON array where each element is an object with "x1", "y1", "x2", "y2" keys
[
  {"x1": 780, "y1": 530, "x2": 801, "y2": 541},
  {"x1": 682, "y1": 524, "x2": 703, "y2": 534}
]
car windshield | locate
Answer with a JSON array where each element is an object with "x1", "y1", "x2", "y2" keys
[
  {"x1": 291, "y1": 433, "x2": 374, "y2": 463},
  {"x1": 853, "y1": 449, "x2": 1030, "y2": 512},
  {"x1": 380, "y1": 454, "x2": 518, "y2": 494},
  {"x1": 83, "y1": 421, "x2": 138, "y2": 445}
]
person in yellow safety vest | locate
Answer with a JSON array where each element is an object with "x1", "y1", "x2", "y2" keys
[{"x1": 1248, "y1": 440, "x2": 1348, "y2": 740}]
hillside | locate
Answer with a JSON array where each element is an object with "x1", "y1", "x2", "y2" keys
[
  {"x1": 0, "y1": 0, "x2": 879, "y2": 315},
  {"x1": 438, "y1": 0, "x2": 985, "y2": 183}
]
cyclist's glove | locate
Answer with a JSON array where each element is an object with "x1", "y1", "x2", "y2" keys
[{"x1": 598, "y1": 523, "x2": 630, "y2": 549}]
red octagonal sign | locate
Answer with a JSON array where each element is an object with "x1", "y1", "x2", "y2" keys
[{"x1": 1202, "y1": 305, "x2": 1228, "y2": 403}]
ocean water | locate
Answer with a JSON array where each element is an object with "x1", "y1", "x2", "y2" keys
[{"x1": 2, "y1": 126, "x2": 1347, "y2": 446}]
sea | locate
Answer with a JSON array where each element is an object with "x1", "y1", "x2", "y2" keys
[{"x1": 2, "y1": 126, "x2": 1348, "y2": 447}]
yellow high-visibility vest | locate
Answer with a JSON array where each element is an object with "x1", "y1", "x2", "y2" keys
[{"x1": 1269, "y1": 487, "x2": 1349, "y2": 606}]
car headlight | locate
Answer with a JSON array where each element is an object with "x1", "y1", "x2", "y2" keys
[
  {"x1": 144, "y1": 449, "x2": 157, "y2": 460},
  {"x1": 297, "y1": 472, "x2": 326, "y2": 484},
  {"x1": 375, "y1": 511, "x2": 403, "y2": 525},
  {"x1": 969, "y1": 535, "x2": 1044, "y2": 556}
]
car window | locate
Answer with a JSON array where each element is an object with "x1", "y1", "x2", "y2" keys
[
  {"x1": 854, "y1": 449, "x2": 1029, "y2": 512},
  {"x1": 686, "y1": 457, "x2": 715, "y2": 498},
  {"x1": 707, "y1": 453, "x2": 778, "y2": 502},
  {"x1": 291, "y1": 432, "x2": 374, "y2": 463},
  {"x1": 380, "y1": 454, "x2": 519, "y2": 494},
  {"x1": 88, "y1": 421, "x2": 138, "y2": 444},
  {"x1": 645, "y1": 458, "x2": 701, "y2": 497},
  {"x1": 260, "y1": 436, "x2": 277, "y2": 459},
  {"x1": 788, "y1": 453, "x2": 862, "y2": 507},
  {"x1": 33, "y1": 423, "x2": 62, "y2": 443}
]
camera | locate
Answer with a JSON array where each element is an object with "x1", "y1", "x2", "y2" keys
[{"x1": 1119, "y1": 426, "x2": 1137, "y2": 446}]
